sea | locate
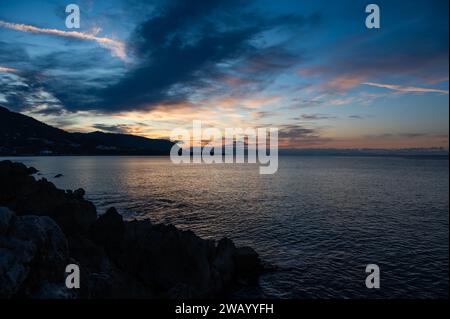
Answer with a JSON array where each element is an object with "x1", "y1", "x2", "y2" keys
[{"x1": 2, "y1": 155, "x2": 448, "y2": 298}]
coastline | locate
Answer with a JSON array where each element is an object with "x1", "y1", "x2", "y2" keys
[{"x1": 0, "y1": 160, "x2": 263, "y2": 298}]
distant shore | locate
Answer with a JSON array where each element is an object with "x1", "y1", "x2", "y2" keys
[{"x1": 1, "y1": 149, "x2": 448, "y2": 158}]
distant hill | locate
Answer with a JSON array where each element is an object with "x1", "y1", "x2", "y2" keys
[
  {"x1": 279, "y1": 147, "x2": 449, "y2": 158},
  {"x1": 0, "y1": 106, "x2": 174, "y2": 156}
]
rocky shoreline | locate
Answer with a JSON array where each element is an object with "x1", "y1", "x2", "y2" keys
[{"x1": 0, "y1": 160, "x2": 263, "y2": 298}]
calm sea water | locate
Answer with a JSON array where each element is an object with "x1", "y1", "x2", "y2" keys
[{"x1": 2, "y1": 156, "x2": 448, "y2": 298}]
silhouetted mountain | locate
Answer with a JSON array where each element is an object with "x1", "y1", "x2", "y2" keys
[
  {"x1": 0, "y1": 106, "x2": 173, "y2": 155},
  {"x1": 71, "y1": 131, "x2": 173, "y2": 153}
]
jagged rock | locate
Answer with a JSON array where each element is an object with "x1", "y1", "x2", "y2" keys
[
  {"x1": 54, "y1": 174, "x2": 63, "y2": 178},
  {"x1": 118, "y1": 221, "x2": 215, "y2": 297},
  {"x1": 27, "y1": 167, "x2": 39, "y2": 175},
  {"x1": 0, "y1": 207, "x2": 15, "y2": 235},
  {"x1": 67, "y1": 234, "x2": 107, "y2": 273},
  {"x1": 0, "y1": 237, "x2": 36, "y2": 298},
  {"x1": 0, "y1": 161, "x2": 263, "y2": 299},
  {"x1": 234, "y1": 246, "x2": 262, "y2": 282},
  {"x1": 0, "y1": 209, "x2": 70, "y2": 298},
  {"x1": 123, "y1": 217, "x2": 153, "y2": 238},
  {"x1": 212, "y1": 239, "x2": 262, "y2": 287},
  {"x1": 213, "y1": 238, "x2": 237, "y2": 285},
  {"x1": 165, "y1": 283, "x2": 200, "y2": 299},
  {"x1": 73, "y1": 188, "x2": 85, "y2": 199},
  {"x1": 87, "y1": 273, "x2": 114, "y2": 298},
  {"x1": 0, "y1": 161, "x2": 97, "y2": 235},
  {"x1": 51, "y1": 199, "x2": 97, "y2": 235},
  {"x1": 31, "y1": 281, "x2": 76, "y2": 299},
  {"x1": 87, "y1": 268, "x2": 153, "y2": 298},
  {"x1": 0, "y1": 161, "x2": 29, "y2": 177},
  {"x1": 90, "y1": 207, "x2": 124, "y2": 253}
]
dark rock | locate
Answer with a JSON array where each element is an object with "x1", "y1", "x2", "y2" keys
[
  {"x1": 66, "y1": 234, "x2": 106, "y2": 273},
  {"x1": 234, "y1": 246, "x2": 262, "y2": 282},
  {"x1": 0, "y1": 161, "x2": 263, "y2": 299},
  {"x1": 123, "y1": 217, "x2": 153, "y2": 238},
  {"x1": 87, "y1": 268, "x2": 153, "y2": 298},
  {"x1": 90, "y1": 207, "x2": 125, "y2": 253},
  {"x1": 73, "y1": 188, "x2": 85, "y2": 199},
  {"x1": 165, "y1": 283, "x2": 200, "y2": 299},
  {"x1": 0, "y1": 235, "x2": 36, "y2": 298},
  {"x1": 212, "y1": 239, "x2": 263, "y2": 287},
  {"x1": 54, "y1": 174, "x2": 63, "y2": 178},
  {"x1": 213, "y1": 238, "x2": 237, "y2": 285},
  {"x1": 0, "y1": 161, "x2": 29, "y2": 177},
  {"x1": 0, "y1": 210, "x2": 70, "y2": 298},
  {"x1": 0, "y1": 207, "x2": 15, "y2": 236},
  {"x1": 118, "y1": 221, "x2": 216, "y2": 297},
  {"x1": 52, "y1": 199, "x2": 97, "y2": 235},
  {"x1": 27, "y1": 167, "x2": 39, "y2": 175},
  {"x1": 0, "y1": 161, "x2": 97, "y2": 235},
  {"x1": 30, "y1": 281, "x2": 76, "y2": 299},
  {"x1": 87, "y1": 273, "x2": 115, "y2": 298}
]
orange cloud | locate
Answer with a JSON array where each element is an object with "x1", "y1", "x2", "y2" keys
[
  {"x1": 327, "y1": 74, "x2": 367, "y2": 91},
  {"x1": 299, "y1": 67, "x2": 369, "y2": 91}
]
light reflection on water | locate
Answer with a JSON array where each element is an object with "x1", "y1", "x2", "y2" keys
[{"x1": 3, "y1": 156, "x2": 448, "y2": 298}]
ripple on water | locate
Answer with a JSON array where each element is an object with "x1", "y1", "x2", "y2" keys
[{"x1": 4, "y1": 156, "x2": 448, "y2": 298}]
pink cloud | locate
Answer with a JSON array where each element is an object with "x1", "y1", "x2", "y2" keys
[{"x1": 0, "y1": 66, "x2": 18, "y2": 73}]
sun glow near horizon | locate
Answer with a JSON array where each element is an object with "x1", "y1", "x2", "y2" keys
[{"x1": 0, "y1": 0, "x2": 448, "y2": 149}]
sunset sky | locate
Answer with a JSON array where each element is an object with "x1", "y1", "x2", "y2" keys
[{"x1": 0, "y1": 0, "x2": 448, "y2": 149}]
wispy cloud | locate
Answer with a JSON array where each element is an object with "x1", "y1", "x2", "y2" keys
[
  {"x1": 92, "y1": 123, "x2": 148, "y2": 135},
  {"x1": 348, "y1": 114, "x2": 365, "y2": 120},
  {"x1": 363, "y1": 82, "x2": 449, "y2": 94},
  {"x1": 300, "y1": 114, "x2": 337, "y2": 120},
  {"x1": 0, "y1": 20, "x2": 126, "y2": 60},
  {"x1": 0, "y1": 66, "x2": 18, "y2": 73},
  {"x1": 278, "y1": 124, "x2": 332, "y2": 148}
]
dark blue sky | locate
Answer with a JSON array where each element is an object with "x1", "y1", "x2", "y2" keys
[{"x1": 0, "y1": 0, "x2": 448, "y2": 148}]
